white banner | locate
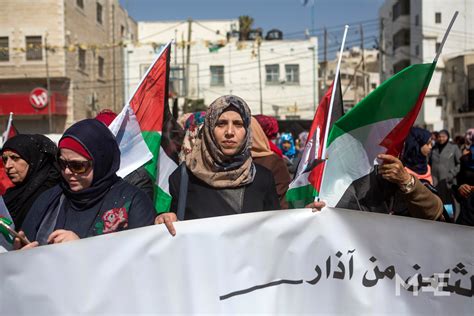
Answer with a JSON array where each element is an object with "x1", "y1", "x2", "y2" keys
[{"x1": 0, "y1": 208, "x2": 473, "y2": 314}]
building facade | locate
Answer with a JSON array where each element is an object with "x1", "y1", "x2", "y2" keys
[
  {"x1": 442, "y1": 52, "x2": 474, "y2": 136},
  {"x1": 379, "y1": 0, "x2": 474, "y2": 130},
  {"x1": 0, "y1": 0, "x2": 137, "y2": 134},
  {"x1": 320, "y1": 47, "x2": 380, "y2": 112},
  {"x1": 126, "y1": 19, "x2": 319, "y2": 120}
]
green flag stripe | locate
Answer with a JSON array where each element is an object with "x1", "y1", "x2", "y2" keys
[
  {"x1": 328, "y1": 63, "x2": 434, "y2": 146},
  {"x1": 155, "y1": 186, "x2": 172, "y2": 214},
  {"x1": 141, "y1": 131, "x2": 173, "y2": 213},
  {"x1": 286, "y1": 184, "x2": 318, "y2": 208},
  {"x1": 142, "y1": 131, "x2": 161, "y2": 182}
]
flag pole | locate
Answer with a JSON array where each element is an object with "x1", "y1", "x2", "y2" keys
[
  {"x1": 320, "y1": 25, "x2": 348, "y2": 161},
  {"x1": 126, "y1": 41, "x2": 174, "y2": 106},
  {"x1": 3, "y1": 112, "x2": 13, "y2": 144},
  {"x1": 315, "y1": 25, "x2": 348, "y2": 203},
  {"x1": 433, "y1": 11, "x2": 458, "y2": 63}
]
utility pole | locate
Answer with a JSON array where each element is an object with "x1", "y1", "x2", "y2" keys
[
  {"x1": 112, "y1": 3, "x2": 116, "y2": 112},
  {"x1": 174, "y1": 29, "x2": 178, "y2": 65},
  {"x1": 257, "y1": 35, "x2": 263, "y2": 114},
  {"x1": 379, "y1": 18, "x2": 385, "y2": 82},
  {"x1": 185, "y1": 18, "x2": 192, "y2": 105},
  {"x1": 323, "y1": 27, "x2": 328, "y2": 90},
  {"x1": 45, "y1": 34, "x2": 53, "y2": 133},
  {"x1": 360, "y1": 23, "x2": 367, "y2": 98},
  {"x1": 181, "y1": 32, "x2": 185, "y2": 100},
  {"x1": 311, "y1": 46, "x2": 316, "y2": 114}
]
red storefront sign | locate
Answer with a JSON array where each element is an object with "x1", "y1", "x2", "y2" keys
[
  {"x1": 0, "y1": 92, "x2": 67, "y2": 116},
  {"x1": 29, "y1": 87, "x2": 49, "y2": 110}
]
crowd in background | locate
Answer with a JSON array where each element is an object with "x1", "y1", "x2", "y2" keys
[{"x1": 1, "y1": 95, "x2": 473, "y2": 250}]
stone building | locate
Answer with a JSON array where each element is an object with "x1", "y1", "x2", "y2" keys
[{"x1": 0, "y1": 0, "x2": 137, "y2": 134}]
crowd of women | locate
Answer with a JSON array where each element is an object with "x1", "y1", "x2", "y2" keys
[{"x1": 1, "y1": 94, "x2": 473, "y2": 250}]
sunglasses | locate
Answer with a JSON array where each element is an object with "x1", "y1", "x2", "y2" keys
[{"x1": 58, "y1": 158, "x2": 92, "y2": 174}]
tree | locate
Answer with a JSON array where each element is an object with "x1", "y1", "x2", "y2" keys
[{"x1": 239, "y1": 15, "x2": 254, "y2": 41}]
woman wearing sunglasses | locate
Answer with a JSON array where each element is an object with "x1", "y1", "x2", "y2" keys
[{"x1": 17, "y1": 119, "x2": 156, "y2": 248}]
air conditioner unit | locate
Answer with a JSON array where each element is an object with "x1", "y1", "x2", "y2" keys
[
  {"x1": 86, "y1": 95, "x2": 93, "y2": 105},
  {"x1": 87, "y1": 92, "x2": 98, "y2": 105}
]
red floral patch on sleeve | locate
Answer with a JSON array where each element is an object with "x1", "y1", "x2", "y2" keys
[{"x1": 101, "y1": 207, "x2": 129, "y2": 234}]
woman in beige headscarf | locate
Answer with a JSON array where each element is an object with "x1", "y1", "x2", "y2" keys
[
  {"x1": 155, "y1": 95, "x2": 280, "y2": 235},
  {"x1": 250, "y1": 117, "x2": 291, "y2": 209}
]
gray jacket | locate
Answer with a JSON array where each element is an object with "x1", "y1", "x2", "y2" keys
[{"x1": 430, "y1": 142, "x2": 461, "y2": 186}]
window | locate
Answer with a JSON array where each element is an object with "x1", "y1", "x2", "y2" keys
[
  {"x1": 96, "y1": 2, "x2": 103, "y2": 24},
  {"x1": 393, "y1": 59, "x2": 410, "y2": 74},
  {"x1": 392, "y1": 0, "x2": 410, "y2": 21},
  {"x1": 76, "y1": 0, "x2": 84, "y2": 9},
  {"x1": 415, "y1": 14, "x2": 419, "y2": 26},
  {"x1": 468, "y1": 64, "x2": 474, "y2": 90},
  {"x1": 415, "y1": 44, "x2": 419, "y2": 56},
  {"x1": 435, "y1": 12, "x2": 441, "y2": 24},
  {"x1": 98, "y1": 56, "x2": 104, "y2": 77},
  {"x1": 452, "y1": 65, "x2": 458, "y2": 82},
  {"x1": 25, "y1": 36, "x2": 42, "y2": 61},
  {"x1": 78, "y1": 47, "x2": 86, "y2": 71},
  {"x1": 436, "y1": 98, "x2": 443, "y2": 107},
  {"x1": 265, "y1": 64, "x2": 279, "y2": 84},
  {"x1": 121, "y1": 25, "x2": 125, "y2": 38},
  {"x1": 140, "y1": 64, "x2": 150, "y2": 77},
  {"x1": 210, "y1": 65, "x2": 224, "y2": 86},
  {"x1": 285, "y1": 64, "x2": 299, "y2": 84},
  {"x1": 392, "y1": 29, "x2": 410, "y2": 51},
  {"x1": 371, "y1": 83, "x2": 377, "y2": 89},
  {"x1": 170, "y1": 66, "x2": 184, "y2": 97},
  {"x1": 435, "y1": 42, "x2": 441, "y2": 54},
  {"x1": 0, "y1": 37, "x2": 8, "y2": 61}
]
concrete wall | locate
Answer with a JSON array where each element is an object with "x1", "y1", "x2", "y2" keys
[{"x1": 0, "y1": 0, "x2": 66, "y2": 78}]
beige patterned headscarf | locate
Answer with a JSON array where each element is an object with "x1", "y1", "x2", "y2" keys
[
  {"x1": 185, "y1": 95, "x2": 255, "y2": 188},
  {"x1": 250, "y1": 117, "x2": 274, "y2": 158}
]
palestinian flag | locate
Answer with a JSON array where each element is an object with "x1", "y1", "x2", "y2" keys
[
  {"x1": 0, "y1": 197, "x2": 14, "y2": 251},
  {"x1": 1, "y1": 112, "x2": 18, "y2": 145},
  {"x1": 286, "y1": 78, "x2": 343, "y2": 208},
  {"x1": 318, "y1": 62, "x2": 436, "y2": 207},
  {"x1": 110, "y1": 42, "x2": 183, "y2": 213},
  {"x1": 0, "y1": 113, "x2": 17, "y2": 194},
  {"x1": 0, "y1": 160, "x2": 13, "y2": 196}
]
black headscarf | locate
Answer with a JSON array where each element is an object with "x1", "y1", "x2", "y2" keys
[
  {"x1": 1, "y1": 134, "x2": 60, "y2": 228},
  {"x1": 401, "y1": 127, "x2": 432, "y2": 175},
  {"x1": 59, "y1": 119, "x2": 120, "y2": 210},
  {"x1": 436, "y1": 129, "x2": 450, "y2": 153}
]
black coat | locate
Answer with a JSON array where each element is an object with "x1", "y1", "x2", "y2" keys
[
  {"x1": 169, "y1": 164, "x2": 280, "y2": 220},
  {"x1": 123, "y1": 166, "x2": 154, "y2": 201},
  {"x1": 22, "y1": 179, "x2": 156, "y2": 244}
]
